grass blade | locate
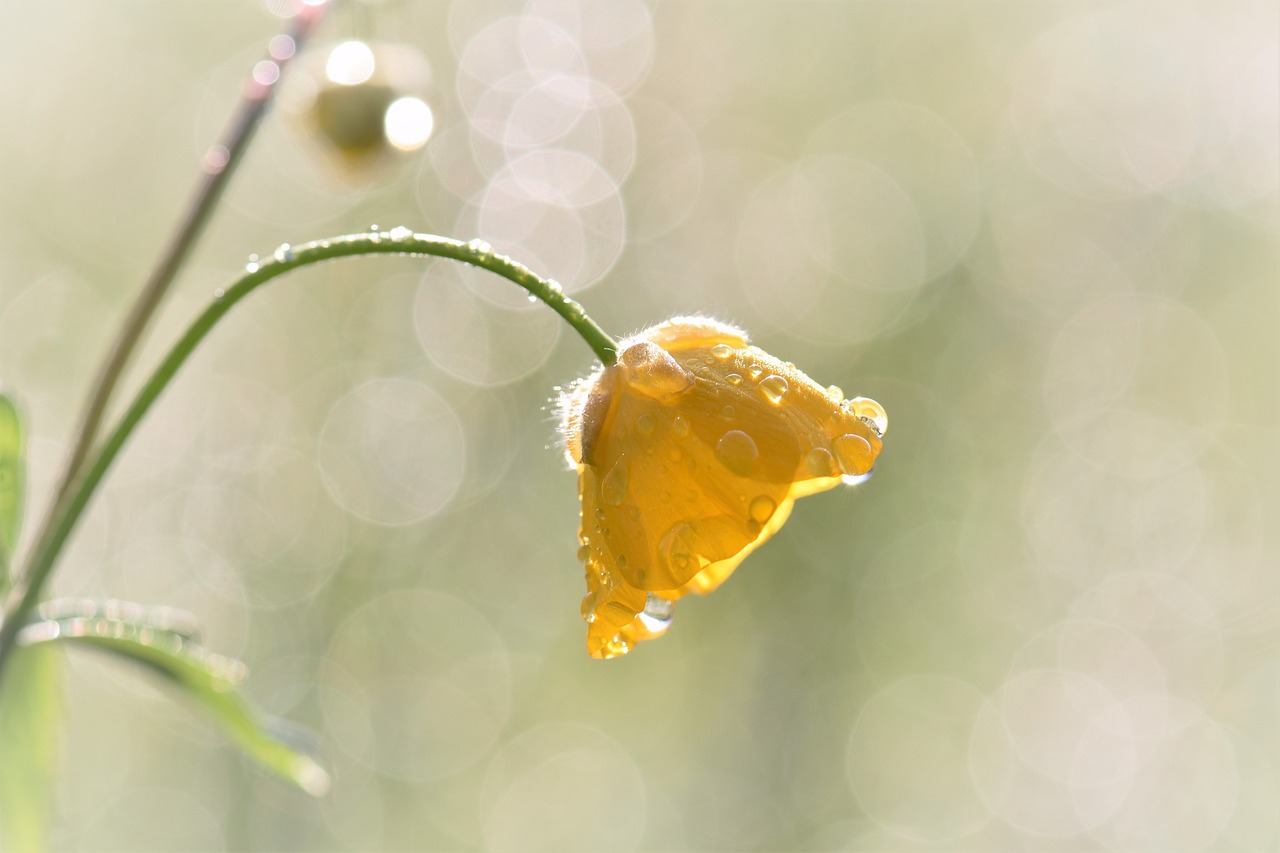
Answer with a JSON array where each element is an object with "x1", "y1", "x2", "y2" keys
[{"x1": 20, "y1": 603, "x2": 329, "y2": 796}]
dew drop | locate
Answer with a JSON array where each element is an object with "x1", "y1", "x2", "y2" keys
[
  {"x1": 726, "y1": 373, "x2": 743, "y2": 386},
  {"x1": 245, "y1": 253, "x2": 260, "y2": 273},
  {"x1": 388, "y1": 225, "x2": 413, "y2": 242},
  {"x1": 747, "y1": 366, "x2": 763, "y2": 381},
  {"x1": 826, "y1": 385, "x2": 844, "y2": 402},
  {"x1": 715, "y1": 430, "x2": 759, "y2": 476},
  {"x1": 601, "y1": 456, "x2": 630, "y2": 506},
  {"x1": 619, "y1": 341, "x2": 694, "y2": 400},
  {"x1": 748, "y1": 494, "x2": 777, "y2": 524},
  {"x1": 848, "y1": 397, "x2": 888, "y2": 436},
  {"x1": 832, "y1": 433, "x2": 875, "y2": 478},
  {"x1": 635, "y1": 413, "x2": 656, "y2": 436},
  {"x1": 805, "y1": 447, "x2": 838, "y2": 477},
  {"x1": 711, "y1": 343, "x2": 734, "y2": 359},
  {"x1": 576, "y1": 544, "x2": 591, "y2": 563},
  {"x1": 659, "y1": 522, "x2": 698, "y2": 576},
  {"x1": 672, "y1": 415, "x2": 691, "y2": 439},
  {"x1": 638, "y1": 594, "x2": 675, "y2": 633},
  {"x1": 722, "y1": 405, "x2": 736, "y2": 420},
  {"x1": 759, "y1": 374, "x2": 789, "y2": 405},
  {"x1": 466, "y1": 238, "x2": 493, "y2": 254},
  {"x1": 273, "y1": 243, "x2": 293, "y2": 263}
]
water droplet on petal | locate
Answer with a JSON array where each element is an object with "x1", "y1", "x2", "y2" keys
[
  {"x1": 638, "y1": 594, "x2": 674, "y2": 633},
  {"x1": 848, "y1": 397, "x2": 888, "y2": 436},
  {"x1": 726, "y1": 373, "x2": 743, "y2": 386},
  {"x1": 711, "y1": 343, "x2": 734, "y2": 359},
  {"x1": 659, "y1": 522, "x2": 698, "y2": 578},
  {"x1": 748, "y1": 495, "x2": 777, "y2": 524},
  {"x1": 715, "y1": 430, "x2": 759, "y2": 476},
  {"x1": 576, "y1": 544, "x2": 591, "y2": 563},
  {"x1": 671, "y1": 415, "x2": 691, "y2": 439},
  {"x1": 635, "y1": 413, "x2": 656, "y2": 436},
  {"x1": 805, "y1": 447, "x2": 838, "y2": 477},
  {"x1": 833, "y1": 433, "x2": 875, "y2": 477},
  {"x1": 826, "y1": 385, "x2": 844, "y2": 402},
  {"x1": 601, "y1": 456, "x2": 629, "y2": 506},
  {"x1": 748, "y1": 366, "x2": 763, "y2": 381},
  {"x1": 759, "y1": 374, "x2": 788, "y2": 405},
  {"x1": 619, "y1": 341, "x2": 694, "y2": 400}
]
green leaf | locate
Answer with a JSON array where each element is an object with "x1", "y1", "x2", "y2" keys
[
  {"x1": 0, "y1": 645, "x2": 63, "y2": 853},
  {"x1": 0, "y1": 394, "x2": 25, "y2": 589},
  {"x1": 20, "y1": 603, "x2": 330, "y2": 796}
]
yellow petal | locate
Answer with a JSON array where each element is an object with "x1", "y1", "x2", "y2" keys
[{"x1": 562, "y1": 317, "x2": 886, "y2": 659}]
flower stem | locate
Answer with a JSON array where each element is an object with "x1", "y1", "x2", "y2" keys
[{"x1": 0, "y1": 231, "x2": 617, "y2": 684}]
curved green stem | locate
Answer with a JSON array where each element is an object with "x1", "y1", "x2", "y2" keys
[{"x1": 0, "y1": 230, "x2": 617, "y2": 684}]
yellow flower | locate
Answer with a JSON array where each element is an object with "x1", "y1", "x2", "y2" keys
[{"x1": 560, "y1": 317, "x2": 887, "y2": 659}]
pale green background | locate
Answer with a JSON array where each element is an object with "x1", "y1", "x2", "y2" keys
[{"x1": 1, "y1": 1, "x2": 1276, "y2": 850}]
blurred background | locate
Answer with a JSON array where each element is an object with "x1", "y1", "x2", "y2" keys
[{"x1": 1, "y1": 0, "x2": 1277, "y2": 850}]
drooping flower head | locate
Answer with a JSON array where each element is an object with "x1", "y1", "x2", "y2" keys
[{"x1": 560, "y1": 317, "x2": 887, "y2": 658}]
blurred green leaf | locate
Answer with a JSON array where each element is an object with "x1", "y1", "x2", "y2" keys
[
  {"x1": 0, "y1": 645, "x2": 63, "y2": 853},
  {"x1": 0, "y1": 394, "x2": 25, "y2": 588},
  {"x1": 21, "y1": 605, "x2": 330, "y2": 796}
]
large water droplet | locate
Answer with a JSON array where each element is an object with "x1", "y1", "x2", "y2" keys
[
  {"x1": 638, "y1": 594, "x2": 674, "y2": 634},
  {"x1": 619, "y1": 341, "x2": 694, "y2": 400},
  {"x1": 726, "y1": 373, "x2": 743, "y2": 386},
  {"x1": 659, "y1": 522, "x2": 698, "y2": 580},
  {"x1": 635, "y1": 413, "x2": 656, "y2": 436},
  {"x1": 715, "y1": 430, "x2": 759, "y2": 476},
  {"x1": 748, "y1": 494, "x2": 777, "y2": 524},
  {"x1": 805, "y1": 447, "x2": 838, "y2": 477},
  {"x1": 711, "y1": 343, "x2": 734, "y2": 359},
  {"x1": 833, "y1": 433, "x2": 875, "y2": 478},
  {"x1": 759, "y1": 374, "x2": 788, "y2": 405},
  {"x1": 601, "y1": 456, "x2": 629, "y2": 506},
  {"x1": 848, "y1": 397, "x2": 888, "y2": 436}
]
